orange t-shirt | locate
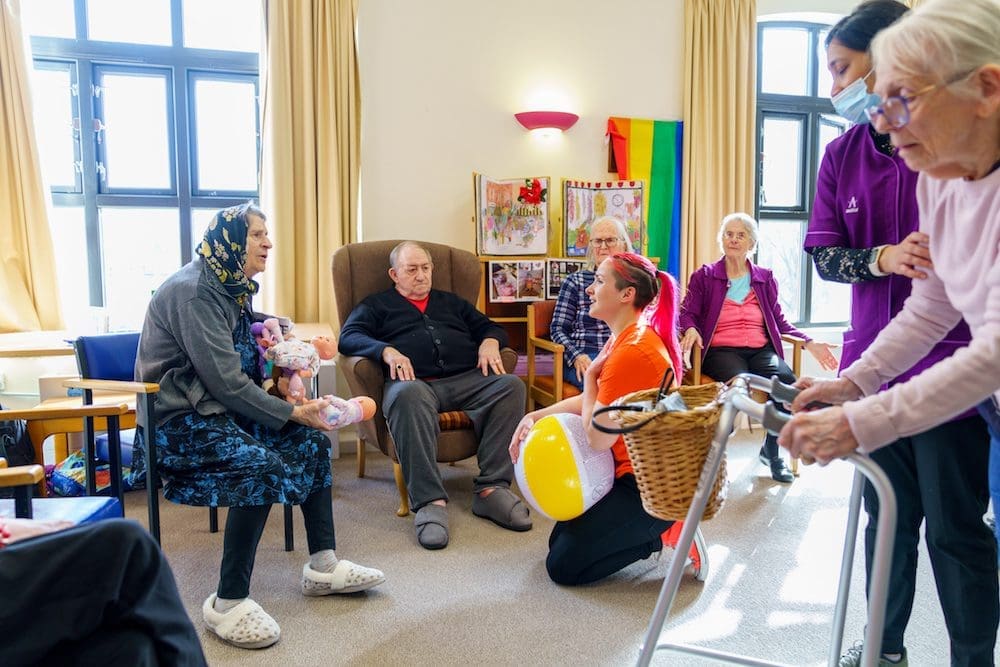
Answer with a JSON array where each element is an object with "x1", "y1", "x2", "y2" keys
[{"x1": 596, "y1": 322, "x2": 672, "y2": 478}]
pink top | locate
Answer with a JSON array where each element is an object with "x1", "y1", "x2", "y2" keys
[
  {"x1": 841, "y1": 167, "x2": 1000, "y2": 452},
  {"x1": 711, "y1": 291, "x2": 769, "y2": 349}
]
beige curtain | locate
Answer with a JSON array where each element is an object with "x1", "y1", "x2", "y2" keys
[
  {"x1": 259, "y1": 0, "x2": 360, "y2": 328},
  {"x1": 0, "y1": 0, "x2": 62, "y2": 332},
  {"x1": 680, "y1": 0, "x2": 757, "y2": 286}
]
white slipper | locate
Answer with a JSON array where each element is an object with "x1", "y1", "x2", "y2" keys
[
  {"x1": 202, "y1": 594, "x2": 280, "y2": 649},
  {"x1": 301, "y1": 559, "x2": 386, "y2": 596}
]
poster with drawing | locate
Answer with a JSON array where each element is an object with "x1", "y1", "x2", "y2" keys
[
  {"x1": 475, "y1": 174, "x2": 549, "y2": 255},
  {"x1": 489, "y1": 260, "x2": 546, "y2": 303},
  {"x1": 545, "y1": 259, "x2": 588, "y2": 300},
  {"x1": 562, "y1": 180, "x2": 644, "y2": 257}
]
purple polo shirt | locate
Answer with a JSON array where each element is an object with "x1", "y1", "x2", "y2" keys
[{"x1": 805, "y1": 124, "x2": 971, "y2": 388}]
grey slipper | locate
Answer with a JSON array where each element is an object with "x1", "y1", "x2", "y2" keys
[
  {"x1": 414, "y1": 504, "x2": 449, "y2": 550},
  {"x1": 472, "y1": 487, "x2": 532, "y2": 532}
]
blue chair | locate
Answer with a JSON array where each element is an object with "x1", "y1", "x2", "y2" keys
[
  {"x1": 0, "y1": 403, "x2": 128, "y2": 524},
  {"x1": 68, "y1": 332, "x2": 295, "y2": 550}
]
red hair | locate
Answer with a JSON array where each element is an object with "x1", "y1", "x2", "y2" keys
[{"x1": 605, "y1": 253, "x2": 682, "y2": 385}]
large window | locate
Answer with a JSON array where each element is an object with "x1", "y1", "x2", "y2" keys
[
  {"x1": 756, "y1": 21, "x2": 851, "y2": 327},
  {"x1": 22, "y1": 0, "x2": 261, "y2": 332}
]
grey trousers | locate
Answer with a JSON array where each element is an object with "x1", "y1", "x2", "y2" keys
[{"x1": 382, "y1": 369, "x2": 525, "y2": 510}]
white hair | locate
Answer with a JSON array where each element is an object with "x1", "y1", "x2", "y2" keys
[
  {"x1": 871, "y1": 0, "x2": 1000, "y2": 99},
  {"x1": 585, "y1": 216, "x2": 635, "y2": 268},
  {"x1": 717, "y1": 212, "x2": 759, "y2": 253}
]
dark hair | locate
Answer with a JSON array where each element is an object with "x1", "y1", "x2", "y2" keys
[{"x1": 825, "y1": 0, "x2": 909, "y2": 51}]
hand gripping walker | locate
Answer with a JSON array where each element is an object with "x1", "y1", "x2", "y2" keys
[{"x1": 622, "y1": 374, "x2": 897, "y2": 667}]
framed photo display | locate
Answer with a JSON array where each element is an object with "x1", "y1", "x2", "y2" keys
[
  {"x1": 562, "y1": 179, "x2": 644, "y2": 257},
  {"x1": 545, "y1": 258, "x2": 588, "y2": 300},
  {"x1": 488, "y1": 260, "x2": 546, "y2": 303},
  {"x1": 474, "y1": 173, "x2": 549, "y2": 255}
]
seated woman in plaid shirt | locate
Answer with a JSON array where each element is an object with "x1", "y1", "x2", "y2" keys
[{"x1": 550, "y1": 217, "x2": 633, "y2": 389}]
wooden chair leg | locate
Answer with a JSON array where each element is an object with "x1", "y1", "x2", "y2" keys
[
  {"x1": 393, "y1": 462, "x2": 410, "y2": 517},
  {"x1": 357, "y1": 439, "x2": 366, "y2": 478}
]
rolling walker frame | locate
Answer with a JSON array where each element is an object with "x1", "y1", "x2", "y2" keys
[{"x1": 634, "y1": 374, "x2": 897, "y2": 667}]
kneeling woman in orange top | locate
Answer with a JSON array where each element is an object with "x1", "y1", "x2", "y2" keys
[{"x1": 509, "y1": 253, "x2": 702, "y2": 585}]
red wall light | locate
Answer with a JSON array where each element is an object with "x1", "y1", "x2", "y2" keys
[{"x1": 514, "y1": 110, "x2": 579, "y2": 132}]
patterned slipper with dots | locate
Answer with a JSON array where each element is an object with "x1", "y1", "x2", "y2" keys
[
  {"x1": 301, "y1": 560, "x2": 386, "y2": 596},
  {"x1": 202, "y1": 594, "x2": 281, "y2": 649}
]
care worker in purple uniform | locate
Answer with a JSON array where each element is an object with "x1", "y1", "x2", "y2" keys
[{"x1": 801, "y1": 2, "x2": 994, "y2": 665}]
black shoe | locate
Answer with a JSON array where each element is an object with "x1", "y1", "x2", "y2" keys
[{"x1": 759, "y1": 447, "x2": 794, "y2": 483}]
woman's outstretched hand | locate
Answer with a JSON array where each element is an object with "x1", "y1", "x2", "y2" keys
[{"x1": 804, "y1": 340, "x2": 840, "y2": 372}]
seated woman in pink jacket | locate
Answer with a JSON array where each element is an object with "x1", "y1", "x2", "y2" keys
[{"x1": 680, "y1": 212, "x2": 838, "y2": 483}]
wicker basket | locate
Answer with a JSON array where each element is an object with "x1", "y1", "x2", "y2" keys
[{"x1": 611, "y1": 382, "x2": 727, "y2": 522}]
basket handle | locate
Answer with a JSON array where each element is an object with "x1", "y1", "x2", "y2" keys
[{"x1": 591, "y1": 404, "x2": 661, "y2": 434}]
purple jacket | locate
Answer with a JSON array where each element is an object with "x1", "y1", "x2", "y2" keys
[
  {"x1": 805, "y1": 123, "x2": 971, "y2": 385},
  {"x1": 680, "y1": 258, "x2": 810, "y2": 362}
]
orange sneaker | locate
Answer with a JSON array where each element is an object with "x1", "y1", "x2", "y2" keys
[{"x1": 660, "y1": 522, "x2": 708, "y2": 581}]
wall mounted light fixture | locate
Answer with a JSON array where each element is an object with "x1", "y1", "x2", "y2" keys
[{"x1": 514, "y1": 110, "x2": 579, "y2": 132}]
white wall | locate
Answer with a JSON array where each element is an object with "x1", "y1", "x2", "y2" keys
[{"x1": 358, "y1": 0, "x2": 684, "y2": 248}]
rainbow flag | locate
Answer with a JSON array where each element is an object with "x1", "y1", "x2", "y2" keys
[{"x1": 606, "y1": 117, "x2": 683, "y2": 277}]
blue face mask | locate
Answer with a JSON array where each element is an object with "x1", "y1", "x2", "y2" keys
[{"x1": 831, "y1": 70, "x2": 880, "y2": 125}]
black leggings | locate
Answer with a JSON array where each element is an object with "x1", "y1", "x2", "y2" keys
[
  {"x1": 546, "y1": 474, "x2": 671, "y2": 585},
  {"x1": 218, "y1": 485, "x2": 336, "y2": 599},
  {"x1": 701, "y1": 345, "x2": 795, "y2": 459}
]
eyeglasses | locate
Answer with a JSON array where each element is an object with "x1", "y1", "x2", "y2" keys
[
  {"x1": 590, "y1": 237, "x2": 623, "y2": 247},
  {"x1": 864, "y1": 71, "x2": 972, "y2": 130}
]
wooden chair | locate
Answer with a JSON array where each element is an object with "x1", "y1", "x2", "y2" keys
[
  {"x1": 0, "y1": 403, "x2": 129, "y2": 523},
  {"x1": 525, "y1": 300, "x2": 582, "y2": 410},
  {"x1": 332, "y1": 240, "x2": 518, "y2": 517}
]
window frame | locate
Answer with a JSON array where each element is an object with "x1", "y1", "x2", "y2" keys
[
  {"x1": 27, "y1": 0, "x2": 260, "y2": 314},
  {"x1": 755, "y1": 20, "x2": 850, "y2": 328}
]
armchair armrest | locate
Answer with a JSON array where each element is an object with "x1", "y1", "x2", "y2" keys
[
  {"x1": 338, "y1": 355, "x2": 386, "y2": 402},
  {"x1": 0, "y1": 458, "x2": 45, "y2": 488}
]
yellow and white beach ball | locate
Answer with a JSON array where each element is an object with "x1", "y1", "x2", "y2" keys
[{"x1": 514, "y1": 413, "x2": 614, "y2": 521}]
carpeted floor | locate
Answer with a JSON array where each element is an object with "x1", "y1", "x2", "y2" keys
[{"x1": 128, "y1": 430, "x2": 990, "y2": 666}]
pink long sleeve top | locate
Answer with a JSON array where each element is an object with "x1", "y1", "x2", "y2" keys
[{"x1": 840, "y1": 168, "x2": 1000, "y2": 452}]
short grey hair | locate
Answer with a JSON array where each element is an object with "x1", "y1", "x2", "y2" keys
[
  {"x1": 585, "y1": 216, "x2": 635, "y2": 268},
  {"x1": 717, "y1": 212, "x2": 759, "y2": 253},
  {"x1": 871, "y1": 0, "x2": 1000, "y2": 100},
  {"x1": 389, "y1": 241, "x2": 433, "y2": 269}
]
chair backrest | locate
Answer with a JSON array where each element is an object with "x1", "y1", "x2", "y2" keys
[
  {"x1": 332, "y1": 240, "x2": 482, "y2": 326},
  {"x1": 527, "y1": 300, "x2": 556, "y2": 341},
  {"x1": 74, "y1": 332, "x2": 141, "y2": 381}
]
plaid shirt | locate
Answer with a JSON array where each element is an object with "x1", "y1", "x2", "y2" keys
[{"x1": 549, "y1": 269, "x2": 610, "y2": 364}]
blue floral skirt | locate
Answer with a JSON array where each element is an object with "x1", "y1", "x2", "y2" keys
[{"x1": 144, "y1": 411, "x2": 332, "y2": 508}]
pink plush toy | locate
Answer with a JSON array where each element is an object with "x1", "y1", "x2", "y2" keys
[{"x1": 255, "y1": 321, "x2": 375, "y2": 429}]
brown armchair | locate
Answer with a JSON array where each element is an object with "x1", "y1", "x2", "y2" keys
[
  {"x1": 331, "y1": 240, "x2": 518, "y2": 517},
  {"x1": 525, "y1": 301, "x2": 581, "y2": 410}
]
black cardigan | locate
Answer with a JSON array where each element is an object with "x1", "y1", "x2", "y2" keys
[{"x1": 338, "y1": 288, "x2": 508, "y2": 379}]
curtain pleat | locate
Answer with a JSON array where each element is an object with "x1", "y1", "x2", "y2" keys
[
  {"x1": 0, "y1": 0, "x2": 63, "y2": 332},
  {"x1": 259, "y1": 0, "x2": 360, "y2": 328},
  {"x1": 680, "y1": 0, "x2": 757, "y2": 287}
]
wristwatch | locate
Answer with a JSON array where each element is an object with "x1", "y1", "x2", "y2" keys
[{"x1": 868, "y1": 245, "x2": 889, "y2": 277}]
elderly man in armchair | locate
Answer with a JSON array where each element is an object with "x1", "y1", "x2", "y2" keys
[{"x1": 338, "y1": 241, "x2": 530, "y2": 550}]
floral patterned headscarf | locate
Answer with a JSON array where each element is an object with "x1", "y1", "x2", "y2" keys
[{"x1": 197, "y1": 203, "x2": 260, "y2": 306}]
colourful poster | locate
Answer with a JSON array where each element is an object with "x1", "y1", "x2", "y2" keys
[
  {"x1": 562, "y1": 180, "x2": 644, "y2": 257},
  {"x1": 475, "y1": 174, "x2": 549, "y2": 255}
]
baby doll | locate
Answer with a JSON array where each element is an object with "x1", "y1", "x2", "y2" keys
[{"x1": 257, "y1": 319, "x2": 375, "y2": 429}]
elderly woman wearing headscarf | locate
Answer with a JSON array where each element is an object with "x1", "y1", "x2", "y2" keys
[
  {"x1": 135, "y1": 203, "x2": 385, "y2": 650},
  {"x1": 550, "y1": 216, "x2": 634, "y2": 389},
  {"x1": 782, "y1": 0, "x2": 1000, "y2": 661}
]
